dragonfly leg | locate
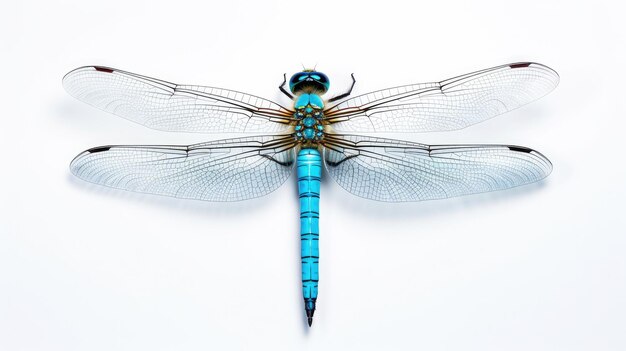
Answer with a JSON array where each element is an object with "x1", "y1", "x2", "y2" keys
[
  {"x1": 328, "y1": 73, "x2": 356, "y2": 102},
  {"x1": 279, "y1": 73, "x2": 294, "y2": 99}
]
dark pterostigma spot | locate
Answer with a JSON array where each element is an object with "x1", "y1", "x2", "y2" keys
[
  {"x1": 509, "y1": 63, "x2": 531, "y2": 69},
  {"x1": 94, "y1": 66, "x2": 114, "y2": 73},
  {"x1": 87, "y1": 146, "x2": 112, "y2": 153},
  {"x1": 508, "y1": 146, "x2": 532, "y2": 153}
]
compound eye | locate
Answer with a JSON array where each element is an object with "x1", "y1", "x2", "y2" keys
[
  {"x1": 289, "y1": 72, "x2": 308, "y2": 93},
  {"x1": 313, "y1": 72, "x2": 330, "y2": 93},
  {"x1": 290, "y1": 73, "x2": 302, "y2": 84}
]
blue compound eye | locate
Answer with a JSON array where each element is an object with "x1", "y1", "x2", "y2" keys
[
  {"x1": 289, "y1": 72, "x2": 310, "y2": 93},
  {"x1": 289, "y1": 71, "x2": 330, "y2": 94}
]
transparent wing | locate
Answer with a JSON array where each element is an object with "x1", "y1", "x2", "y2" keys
[
  {"x1": 70, "y1": 135, "x2": 297, "y2": 201},
  {"x1": 325, "y1": 62, "x2": 559, "y2": 133},
  {"x1": 323, "y1": 134, "x2": 552, "y2": 202},
  {"x1": 63, "y1": 66, "x2": 294, "y2": 133}
]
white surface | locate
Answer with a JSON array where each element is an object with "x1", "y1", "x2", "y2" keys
[{"x1": 1, "y1": 0, "x2": 625, "y2": 350}]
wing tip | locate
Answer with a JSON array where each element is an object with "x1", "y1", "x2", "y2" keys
[
  {"x1": 509, "y1": 61, "x2": 560, "y2": 86},
  {"x1": 69, "y1": 145, "x2": 114, "y2": 175},
  {"x1": 62, "y1": 65, "x2": 116, "y2": 85},
  {"x1": 508, "y1": 145, "x2": 553, "y2": 177},
  {"x1": 69, "y1": 151, "x2": 87, "y2": 176}
]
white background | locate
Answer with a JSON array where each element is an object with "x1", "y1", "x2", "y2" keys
[{"x1": 1, "y1": 0, "x2": 625, "y2": 350}]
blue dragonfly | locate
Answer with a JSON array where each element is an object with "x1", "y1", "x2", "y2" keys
[{"x1": 64, "y1": 62, "x2": 558, "y2": 326}]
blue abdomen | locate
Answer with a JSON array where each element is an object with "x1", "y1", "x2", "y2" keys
[{"x1": 297, "y1": 148, "x2": 321, "y2": 326}]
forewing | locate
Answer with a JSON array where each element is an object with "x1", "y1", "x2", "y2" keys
[
  {"x1": 70, "y1": 135, "x2": 297, "y2": 201},
  {"x1": 325, "y1": 63, "x2": 558, "y2": 132},
  {"x1": 323, "y1": 134, "x2": 552, "y2": 202},
  {"x1": 63, "y1": 66, "x2": 294, "y2": 133}
]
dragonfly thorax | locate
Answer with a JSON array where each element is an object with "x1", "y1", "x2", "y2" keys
[{"x1": 294, "y1": 93, "x2": 325, "y2": 143}]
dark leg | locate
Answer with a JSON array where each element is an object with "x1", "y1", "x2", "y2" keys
[
  {"x1": 328, "y1": 73, "x2": 356, "y2": 102},
  {"x1": 279, "y1": 73, "x2": 294, "y2": 99}
]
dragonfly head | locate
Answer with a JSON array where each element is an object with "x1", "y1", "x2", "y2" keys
[{"x1": 289, "y1": 70, "x2": 330, "y2": 95}]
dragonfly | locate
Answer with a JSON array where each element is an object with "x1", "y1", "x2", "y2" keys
[{"x1": 64, "y1": 62, "x2": 558, "y2": 326}]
